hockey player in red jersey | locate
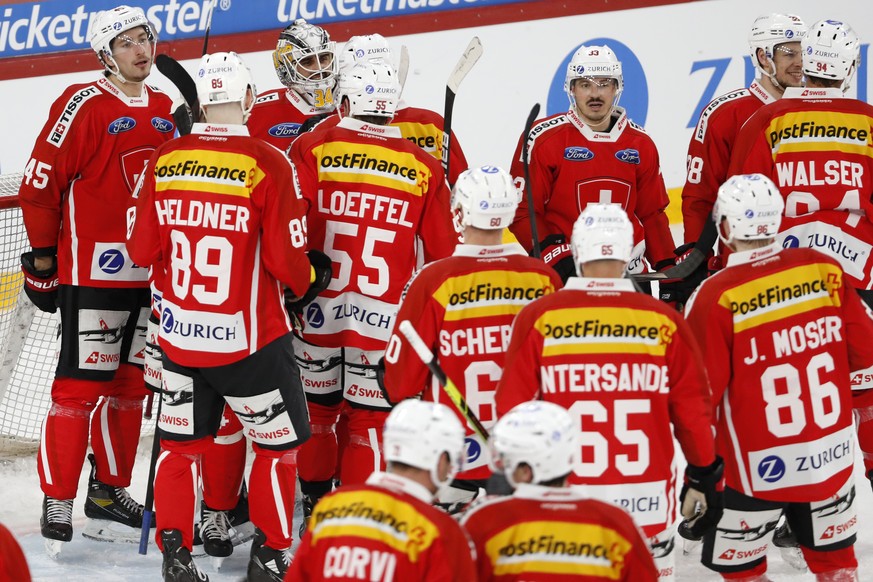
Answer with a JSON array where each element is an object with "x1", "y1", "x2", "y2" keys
[
  {"x1": 287, "y1": 60, "x2": 459, "y2": 531},
  {"x1": 286, "y1": 399, "x2": 477, "y2": 581},
  {"x1": 16, "y1": 4, "x2": 175, "y2": 552},
  {"x1": 508, "y1": 45, "x2": 674, "y2": 286},
  {"x1": 380, "y1": 165, "x2": 561, "y2": 506},
  {"x1": 127, "y1": 52, "x2": 330, "y2": 582},
  {"x1": 496, "y1": 204, "x2": 722, "y2": 580},
  {"x1": 247, "y1": 19, "x2": 337, "y2": 150},
  {"x1": 684, "y1": 174, "x2": 873, "y2": 581},
  {"x1": 461, "y1": 400, "x2": 658, "y2": 581}
]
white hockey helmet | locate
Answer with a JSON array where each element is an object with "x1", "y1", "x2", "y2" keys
[
  {"x1": 564, "y1": 45, "x2": 623, "y2": 109},
  {"x1": 196, "y1": 52, "x2": 257, "y2": 122},
  {"x1": 713, "y1": 174, "x2": 784, "y2": 246},
  {"x1": 748, "y1": 13, "x2": 807, "y2": 84},
  {"x1": 489, "y1": 400, "x2": 575, "y2": 488},
  {"x1": 339, "y1": 34, "x2": 393, "y2": 75},
  {"x1": 338, "y1": 61, "x2": 401, "y2": 119},
  {"x1": 801, "y1": 19, "x2": 861, "y2": 92},
  {"x1": 89, "y1": 5, "x2": 155, "y2": 82},
  {"x1": 272, "y1": 19, "x2": 337, "y2": 108},
  {"x1": 451, "y1": 165, "x2": 521, "y2": 231},
  {"x1": 570, "y1": 203, "x2": 634, "y2": 272},
  {"x1": 383, "y1": 399, "x2": 465, "y2": 496}
]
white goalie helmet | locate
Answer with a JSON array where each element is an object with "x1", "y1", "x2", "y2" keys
[
  {"x1": 196, "y1": 52, "x2": 257, "y2": 121},
  {"x1": 451, "y1": 165, "x2": 521, "y2": 231},
  {"x1": 748, "y1": 13, "x2": 807, "y2": 82},
  {"x1": 89, "y1": 5, "x2": 155, "y2": 82},
  {"x1": 713, "y1": 174, "x2": 784, "y2": 245},
  {"x1": 564, "y1": 45, "x2": 623, "y2": 109},
  {"x1": 383, "y1": 400, "x2": 465, "y2": 496},
  {"x1": 339, "y1": 61, "x2": 401, "y2": 119},
  {"x1": 802, "y1": 19, "x2": 861, "y2": 92},
  {"x1": 489, "y1": 400, "x2": 575, "y2": 489},
  {"x1": 272, "y1": 19, "x2": 337, "y2": 108},
  {"x1": 339, "y1": 34, "x2": 393, "y2": 75},
  {"x1": 570, "y1": 203, "x2": 634, "y2": 272}
]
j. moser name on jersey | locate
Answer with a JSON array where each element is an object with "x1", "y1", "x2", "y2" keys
[
  {"x1": 318, "y1": 190, "x2": 412, "y2": 226},
  {"x1": 323, "y1": 546, "x2": 397, "y2": 582},
  {"x1": 773, "y1": 316, "x2": 842, "y2": 358},
  {"x1": 769, "y1": 122, "x2": 868, "y2": 147},
  {"x1": 542, "y1": 363, "x2": 669, "y2": 394},
  {"x1": 776, "y1": 161, "x2": 863, "y2": 188},
  {"x1": 320, "y1": 152, "x2": 419, "y2": 181},
  {"x1": 156, "y1": 198, "x2": 250, "y2": 233},
  {"x1": 439, "y1": 325, "x2": 510, "y2": 357},
  {"x1": 449, "y1": 283, "x2": 546, "y2": 306},
  {"x1": 544, "y1": 320, "x2": 662, "y2": 341}
]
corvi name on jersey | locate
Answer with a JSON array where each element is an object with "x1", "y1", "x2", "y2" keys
[
  {"x1": 322, "y1": 547, "x2": 397, "y2": 582},
  {"x1": 580, "y1": 481, "x2": 668, "y2": 527},
  {"x1": 160, "y1": 300, "x2": 248, "y2": 354},
  {"x1": 90, "y1": 243, "x2": 148, "y2": 282},
  {"x1": 48, "y1": 85, "x2": 99, "y2": 147},
  {"x1": 748, "y1": 425, "x2": 854, "y2": 492}
]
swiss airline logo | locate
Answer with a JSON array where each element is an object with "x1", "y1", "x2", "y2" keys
[{"x1": 718, "y1": 549, "x2": 736, "y2": 560}]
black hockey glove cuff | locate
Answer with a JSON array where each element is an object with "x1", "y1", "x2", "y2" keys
[
  {"x1": 285, "y1": 250, "x2": 333, "y2": 312},
  {"x1": 679, "y1": 456, "x2": 725, "y2": 539},
  {"x1": 21, "y1": 252, "x2": 59, "y2": 314},
  {"x1": 538, "y1": 234, "x2": 576, "y2": 284},
  {"x1": 657, "y1": 243, "x2": 710, "y2": 310},
  {"x1": 171, "y1": 103, "x2": 194, "y2": 136}
]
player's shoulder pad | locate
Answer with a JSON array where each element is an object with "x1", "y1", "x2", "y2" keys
[
  {"x1": 458, "y1": 493, "x2": 509, "y2": 523},
  {"x1": 528, "y1": 113, "x2": 568, "y2": 143},
  {"x1": 693, "y1": 87, "x2": 752, "y2": 142}
]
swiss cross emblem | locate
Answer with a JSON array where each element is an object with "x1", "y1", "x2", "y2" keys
[{"x1": 120, "y1": 146, "x2": 156, "y2": 194}]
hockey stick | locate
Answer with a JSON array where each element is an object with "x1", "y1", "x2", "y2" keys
[
  {"x1": 155, "y1": 54, "x2": 199, "y2": 135},
  {"x1": 398, "y1": 321, "x2": 489, "y2": 442},
  {"x1": 397, "y1": 45, "x2": 410, "y2": 97},
  {"x1": 442, "y1": 37, "x2": 483, "y2": 187},
  {"x1": 201, "y1": 0, "x2": 216, "y2": 57},
  {"x1": 631, "y1": 218, "x2": 717, "y2": 282},
  {"x1": 522, "y1": 103, "x2": 542, "y2": 258},
  {"x1": 139, "y1": 387, "x2": 163, "y2": 555}
]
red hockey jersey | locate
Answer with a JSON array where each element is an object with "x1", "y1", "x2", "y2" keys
[
  {"x1": 495, "y1": 277, "x2": 715, "y2": 536},
  {"x1": 685, "y1": 244, "x2": 873, "y2": 502},
  {"x1": 382, "y1": 243, "x2": 562, "y2": 479},
  {"x1": 126, "y1": 123, "x2": 312, "y2": 368},
  {"x1": 460, "y1": 484, "x2": 658, "y2": 581},
  {"x1": 508, "y1": 107, "x2": 673, "y2": 272},
  {"x1": 681, "y1": 81, "x2": 775, "y2": 243},
  {"x1": 287, "y1": 471, "x2": 477, "y2": 582},
  {"x1": 288, "y1": 117, "x2": 459, "y2": 351},
  {"x1": 302, "y1": 102, "x2": 470, "y2": 185},
  {"x1": 247, "y1": 87, "x2": 331, "y2": 151},
  {"x1": 729, "y1": 87, "x2": 873, "y2": 288},
  {"x1": 19, "y1": 77, "x2": 174, "y2": 288}
]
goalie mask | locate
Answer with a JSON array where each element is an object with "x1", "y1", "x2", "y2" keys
[
  {"x1": 451, "y1": 165, "x2": 521, "y2": 231},
  {"x1": 748, "y1": 13, "x2": 807, "y2": 89},
  {"x1": 489, "y1": 401, "x2": 575, "y2": 489},
  {"x1": 713, "y1": 174, "x2": 784, "y2": 246},
  {"x1": 339, "y1": 61, "x2": 401, "y2": 119},
  {"x1": 89, "y1": 5, "x2": 155, "y2": 84},
  {"x1": 801, "y1": 19, "x2": 860, "y2": 93},
  {"x1": 273, "y1": 19, "x2": 337, "y2": 109},
  {"x1": 196, "y1": 52, "x2": 257, "y2": 123},
  {"x1": 570, "y1": 203, "x2": 634, "y2": 273},
  {"x1": 564, "y1": 45, "x2": 623, "y2": 111},
  {"x1": 383, "y1": 400, "x2": 465, "y2": 498}
]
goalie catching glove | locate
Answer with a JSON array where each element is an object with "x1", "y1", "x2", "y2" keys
[
  {"x1": 678, "y1": 456, "x2": 725, "y2": 540},
  {"x1": 285, "y1": 250, "x2": 333, "y2": 316},
  {"x1": 21, "y1": 251, "x2": 59, "y2": 314},
  {"x1": 539, "y1": 234, "x2": 575, "y2": 283}
]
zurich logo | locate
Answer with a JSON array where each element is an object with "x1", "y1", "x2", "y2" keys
[
  {"x1": 306, "y1": 303, "x2": 325, "y2": 328},
  {"x1": 365, "y1": 84, "x2": 375, "y2": 94},
  {"x1": 355, "y1": 49, "x2": 365, "y2": 58},
  {"x1": 615, "y1": 149, "x2": 640, "y2": 164},
  {"x1": 198, "y1": 68, "x2": 205, "y2": 78},
  {"x1": 479, "y1": 200, "x2": 489, "y2": 210},
  {"x1": 757, "y1": 455, "x2": 786, "y2": 483},
  {"x1": 564, "y1": 146, "x2": 594, "y2": 161},
  {"x1": 465, "y1": 437, "x2": 481, "y2": 464},
  {"x1": 785, "y1": 30, "x2": 794, "y2": 39},
  {"x1": 783, "y1": 235, "x2": 800, "y2": 248},
  {"x1": 108, "y1": 117, "x2": 136, "y2": 134},
  {"x1": 112, "y1": 22, "x2": 122, "y2": 31},
  {"x1": 745, "y1": 209, "x2": 755, "y2": 218},
  {"x1": 481, "y1": 165, "x2": 499, "y2": 173},
  {"x1": 151, "y1": 117, "x2": 174, "y2": 133},
  {"x1": 161, "y1": 308, "x2": 175, "y2": 334},
  {"x1": 98, "y1": 249, "x2": 125, "y2": 274},
  {"x1": 806, "y1": 46, "x2": 814, "y2": 55},
  {"x1": 584, "y1": 216, "x2": 594, "y2": 226},
  {"x1": 268, "y1": 123, "x2": 301, "y2": 138}
]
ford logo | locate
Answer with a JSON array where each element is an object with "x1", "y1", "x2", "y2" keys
[
  {"x1": 268, "y1": 123, "x2": 301, "y2": 138},
  {"x1": 108, "y1": 117, "x2": 136, "y2": 134},
  {"x1": 564, "y1": 146, "x2": 594, "y2": 161},
  {"x1": 151, "y1": 117, "x2": 174, "y2": 133},
  {"x1": 615, "y1": 148, "x2": 640, "y2": 165}
]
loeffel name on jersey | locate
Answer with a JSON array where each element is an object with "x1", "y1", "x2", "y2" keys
[
  {"x1": 541, "y1": 363, "x2": 669, "y2": 394},
  {"x1": 317, "y1": 189, "x2": 412, "y2": 226},
  {"x1": 439, "y1": 324, "x2": 510, "y2": 357},
  {"x1": 155, "y1": 198, "x2": 250, "y2": 232},
  {"x1": 776, "y1": 160, "x2": 863, "y2": 188},
  {"x1": 322, "y1": 546, "x2": 397, "y2": 581}
]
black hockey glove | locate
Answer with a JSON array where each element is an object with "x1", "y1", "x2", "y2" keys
[
  {"x1": 285, "y1": 250, "x2": 333, "y2": 312},
  {"x1": 679, "y1": 456, "x2": 725, "y2": 540},
  {"x1": 657, "y1": 243, "x2": 709, "y2": 310},
  {"x1": 538, "y1": 234, "x2": 576, "y2": 283},
  {"x1": 21, "y1": 252, "x2": 59, "y2": 314},
  {"x1": 171, "y1": 102, "x2": 195, "y2": 136}
]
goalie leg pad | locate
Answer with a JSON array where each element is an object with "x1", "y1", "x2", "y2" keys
[
  {"x1": 249, "y1": 447, "x2": 298, "y2": 549},
  {"x1": 38, "y1": 400, "x2": 91, "y2": 500},
  {"x1": 154, "y1": 442, "x2": 204, "y2": 551}
]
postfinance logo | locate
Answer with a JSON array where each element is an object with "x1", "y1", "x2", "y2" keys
[
  {"x1": 434, "y1": 271, "x2": 556, "y2": 321},
  {"x1": 154, "y1": 150, "x2": 262, "y2": 197},
  {"x1": 766, "y1": 111, "x2": 873, "y2": 156},
  {"x1": 315, "y1": 142, "x2": 431, "y2": 196}
]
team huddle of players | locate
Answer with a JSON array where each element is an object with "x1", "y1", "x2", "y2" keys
[{"x1": 14, "y1": 3, "x2": 873, "y2": 581}]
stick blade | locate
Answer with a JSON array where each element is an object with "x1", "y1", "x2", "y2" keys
[
  {"x1": 155, "y1": 54, "x2": 198, "y2": 108},
  {"x1": 447, "y1": 37, "x2": 483, "y2": 93}
]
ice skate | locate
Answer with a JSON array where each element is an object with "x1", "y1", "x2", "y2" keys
[
  {"x1": 773, "y1": 519, "x2": 808, "y2": 572},
  {"x1": 41, "y1": 495, "x2": 73, "y2": 558},
  {"x1": 83, "y1": 453, "x2": 154, "y2": 543},
  {"x1": 248, "y1": 532, "x2": 291, "y2": 582},
  {"x1": 161, "y1": 529, "x2": 209, "y2": 582}
]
